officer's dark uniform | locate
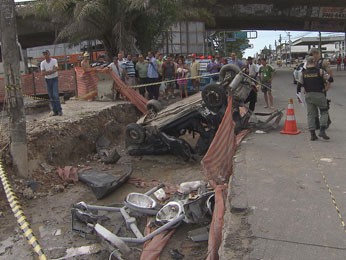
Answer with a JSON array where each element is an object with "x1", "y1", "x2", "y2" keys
[{"x1": 302, "y1": 64, "x2": 330, "y2": 140}]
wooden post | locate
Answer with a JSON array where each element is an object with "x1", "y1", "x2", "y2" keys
[{"x1": 0, "y1": 0, "x2": 29, "y2": 178}]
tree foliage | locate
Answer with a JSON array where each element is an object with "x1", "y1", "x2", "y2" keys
[
  {"x1": 208, "y1": 31, "x2": 249, "y2": 58},
  {"x1": 27, "y1": 0, "x2": 215, "y2": 57}
]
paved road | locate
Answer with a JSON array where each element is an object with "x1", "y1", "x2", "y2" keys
[{"x1": 220, "y1": 66, "x2": 346, "y2": 260}]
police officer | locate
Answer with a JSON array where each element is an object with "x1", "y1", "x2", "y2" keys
[
  {"x1": 300, "y1": 56, "x2": 331, "y2": 140},
  {"x1": 308, "y1": 47, "x2": 333, "y2": 128}
]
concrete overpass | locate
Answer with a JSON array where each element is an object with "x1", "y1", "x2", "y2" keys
[
  {"x1": 209, "y1": 0, "x2": 346, "y2": 31},
  {"x1": 15, "y1": 1, "x2": 346, "y2": 49}
]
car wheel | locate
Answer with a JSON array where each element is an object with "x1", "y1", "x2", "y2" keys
[
  {"x1": 202, "y1": 84, "x2": 227, "y2": 112},
  {"x1": 219, "y1": 64, "x2": 241, "y2": 81},
  {"x1": 146, "y1": 99, "x2": 163, "y2": 113},
  {"x1": 126, "y1": 123, "x2": 146, "y2": 144}
]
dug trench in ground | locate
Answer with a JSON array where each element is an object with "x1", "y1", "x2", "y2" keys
[{"x1": 0, "y1": 99, "x2": 209, "y2": 260}]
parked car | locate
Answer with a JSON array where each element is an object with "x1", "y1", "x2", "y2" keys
[{"x1": 293, "y1": 62, "x2": 305, "y2": 84}]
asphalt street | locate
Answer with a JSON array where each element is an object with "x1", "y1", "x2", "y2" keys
[{"x1": 220, "y1": 65, "x2": 346, "y2": 260}]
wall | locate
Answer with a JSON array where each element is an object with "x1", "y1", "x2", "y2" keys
[{"x1": 0, "y1": 70, "x2": 76, "y2": 102}]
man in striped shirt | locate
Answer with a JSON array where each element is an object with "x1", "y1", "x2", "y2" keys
[{"x1": 122, "y1": 54, "x2": 136, "y2": 86}]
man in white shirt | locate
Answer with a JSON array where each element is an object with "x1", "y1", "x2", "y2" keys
[{"x1": 40, "y1": 50, "x2": 62, "y2": 116}]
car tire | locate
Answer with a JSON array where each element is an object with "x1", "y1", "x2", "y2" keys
[
  {"x1": 219, "y1": 64, "x2": 241, "y2": 81},
  {"x1": 202, "y1": 84, "x2": 227, "y2": 112},
  {"x1": 146, "y1": 99, "x2": 163, "y2": 113},
  {"x1": 126, "y1": 123, "x2": 146, "y2": 144}
]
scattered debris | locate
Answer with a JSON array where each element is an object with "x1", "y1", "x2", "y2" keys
[
  {"x1": 177, "y1": 181, "x2": 206, "y2": 194},
  {"x1": 40, "y1": 162, "x2": 55, "y2": 174},
  {"x1": 51, "y1": 244, "x2": 103, "y2": 260},
  {"x1": 54, "y1": 229, "x2": 62, "y2": 236},
  {"x1": 154, "y1": 188, "x2": 167, "y2": 202},
  {"x1": 22, "y1": 187, "x2": 34, "y2": 199},
  {"x1": 54, "y1": 185, "x2": 65, "y2": 193},
  {"x1": 78, "y1": 164, "x2": 132, "y2": 199},
  {"x1": 255, "y1": 130, "x2": 266, "y2": 134},
  {"x1": 26, "y1": 180, "x2": 39, "y2": 192},
  {"x1": 188, "y1": 226, "x2": 209, "y2": 242},
  {"x1": 57, "y1": 166, "x2": 79, "y2": 183},
  {"x1": 169, "y1": 248, "x2": 185, "y2": 259},
  {"x1": 71, "y1": 181, "x2": 215, "y2": 258},
  {"x1": 97, "y1": 147, "x2": 121, "y2": 164}
]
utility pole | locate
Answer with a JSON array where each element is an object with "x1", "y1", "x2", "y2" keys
[
  {"x1": 319, "y1": 31, "x2": 322, "y2": 54},
  {"x1": 0, "y1": 0, "x2": 29, "y2": 178},
  {"x1": 287, "y1": 32, "x2": 292, "y2": 66},
  {"x1": 279, "y1": 34, "x2": 282, "y2": 60}
]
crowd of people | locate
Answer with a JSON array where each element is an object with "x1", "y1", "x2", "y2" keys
[{"x1": 79, "y1": 50, "x2": 276, "y2": 111}]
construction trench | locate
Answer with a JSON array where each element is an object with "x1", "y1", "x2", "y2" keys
[
  {"x1": 0, "y1": 99, "x2": 214, "y2": 260},
  {"x1": 0, "y1": 65, "x2": 286, "y2": 259}
]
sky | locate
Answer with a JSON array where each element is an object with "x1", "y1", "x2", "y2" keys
[{"x1": 244, "y1": 30, "x2": 346, "y2": 58}]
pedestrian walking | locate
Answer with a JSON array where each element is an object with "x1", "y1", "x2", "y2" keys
[
  {"x1": 299, "y1": 56, "x2": 332, "y2": 140},
  {"x1": 40, "y1": 50, "x2": 63, "y2": 116}
]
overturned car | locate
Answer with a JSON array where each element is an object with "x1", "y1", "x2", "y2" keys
[{"x1": 125, "y1": 65, "x2": 283, "y2": 161}]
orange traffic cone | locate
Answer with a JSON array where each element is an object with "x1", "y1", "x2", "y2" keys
[{"x1": 280, "y1": 98, "x2": 301, "y2": 135}]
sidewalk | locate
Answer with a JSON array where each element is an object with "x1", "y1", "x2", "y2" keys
[{"x1": 220, "y1": 68, "x2": 346, "y2": 260}]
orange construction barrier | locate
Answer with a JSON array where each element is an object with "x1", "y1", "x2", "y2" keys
[{"x1": 280, "y1": 98, "x2": 301, "y2": 135}]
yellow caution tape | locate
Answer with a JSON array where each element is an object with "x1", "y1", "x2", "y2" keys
[
  {"x1": 23, "y1": 94, "x2": 50, "y2": 102},
  {"x1": 128, "y1": 72, "x2": 220, "y2": 89},
  {"x1": 0, "y1": 161, "x2": 47, "y2": 260},
  {"x1": 307, "y1": 134, "x2": 346, "y2": 233}
]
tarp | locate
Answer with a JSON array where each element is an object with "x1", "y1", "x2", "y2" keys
[
  {"x1": 139, "y1": 95, "x2": 250, "y2": 260},
  {"x1": 109, "y1": 70, "x2": 148, "y2": 114},
  {"x1": 202, "y1": 96, "x2": 250, "y2": 260}
]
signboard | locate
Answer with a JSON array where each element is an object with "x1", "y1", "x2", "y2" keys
[
  {"x1": 319, "y1": 7, "x2": 346, "y2": 19},
  {"x1": 234, "y1": 31, "x2": 247, "y2": 39},
  {"x1": 309, "y1": 20, "x2": 345, "y2": 32},
  {"x1": 234, "y1": 31, "x2": 257, "y2": 39}
]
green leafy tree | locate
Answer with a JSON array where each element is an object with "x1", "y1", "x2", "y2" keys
[
  {"x1": 208, "y1": 31, "x2": 249, "y2": 58},
  {"x1": 27, "y1": 0, "x2": 215, "y2": 57}
]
